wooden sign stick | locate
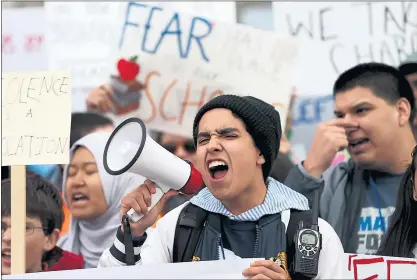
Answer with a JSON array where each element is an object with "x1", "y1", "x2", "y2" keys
[{"x1": 11, "y1": 165, "x2": 26, "y2": 274}]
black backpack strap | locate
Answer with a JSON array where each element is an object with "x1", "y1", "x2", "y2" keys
[
  {"x1": 173, "y1": 203, "x2": 208, "y2": 263},
  {"x1": 286, "y1": 209, "x2": 313, "y2": 280}
]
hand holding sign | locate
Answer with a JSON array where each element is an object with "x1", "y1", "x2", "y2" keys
[
  {"x1": 110, "y1": 56, "x2": 145, "y2": 116},
  {"x1": 242, "y1": 260, "x2": 289, "y2": 280},
  {"x1": 86, "y1": 84, "x2": 114, "y2": 113}
]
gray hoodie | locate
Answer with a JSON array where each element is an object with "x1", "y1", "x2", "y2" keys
[{"x1": 284, "y1": 159, "x2": 402, "y2": 254}]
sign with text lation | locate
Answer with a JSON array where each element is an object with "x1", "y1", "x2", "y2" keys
[{"x1": 1, "y1": 71, "x2": 72, "y2": 165}]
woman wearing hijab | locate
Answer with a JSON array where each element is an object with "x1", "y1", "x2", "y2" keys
[
  {"x1": 58, "y1": 131, "x2": 145, "y2": 268},
  {"x1": 377, "y1": 145, "x2": 417, "y2": 258}
]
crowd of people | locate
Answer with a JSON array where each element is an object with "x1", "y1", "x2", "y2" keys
[{"x1": 2, "y1": 51, "x2": 417, "y2": 278}]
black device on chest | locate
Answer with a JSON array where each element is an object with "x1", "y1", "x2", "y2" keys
[{"x1": 292, "y1": 190, "x2": 322, "y2": 278}]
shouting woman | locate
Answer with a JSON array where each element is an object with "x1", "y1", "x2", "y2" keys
[{"x1": 58, "y1": 131, "x2": 145, "y2": 268}]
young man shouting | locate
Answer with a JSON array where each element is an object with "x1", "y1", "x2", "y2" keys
[{"x1": 99, "y1": 95, "x2": 344, "y2": 279}]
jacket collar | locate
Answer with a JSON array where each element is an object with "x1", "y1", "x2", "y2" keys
[{"x1": 190, "y1": 177, "x2": 310, "y2": 222}]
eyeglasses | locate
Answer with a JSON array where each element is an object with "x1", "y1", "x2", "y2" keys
[
  {"x1": 1, "y1": 222, "x2": 48, "y2": 236},
  {"x1": 162, "y1": 141, "x2": 196, "y2": 154}
]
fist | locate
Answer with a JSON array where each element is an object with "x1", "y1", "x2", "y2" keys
[
  {"x1": 304, "y1": 118, "x2": 357, "y2": 178},
  {"x1": 120, "y1": 179, "x2": 178, "y2": 237},
  {"x1": 86, "y1": 84, "x2": 114, "y2": 113}
]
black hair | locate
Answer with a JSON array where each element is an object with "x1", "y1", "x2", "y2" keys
[
  {"x1": 70, "y1": 112, "x2": 113, "y2": 147},
  {"x1": 1, "y1": 170, "x2": 64, "y2": 235},
  {"x1": 399, "y1": 62, "x2": 417, "y2": 76},
  {"x1": 152, "y1": 131, "x2": 163, "y2": 144},
  {"x1": 377, "y1": 145, "x2": 417, "y2": 257},
  {"x1": 333, "y1": 62, "x2": 415, "y2": 122}
]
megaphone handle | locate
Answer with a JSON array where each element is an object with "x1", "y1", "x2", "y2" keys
[{"x1": 126, "y1": 187, "x2": 165, "y2": 223}]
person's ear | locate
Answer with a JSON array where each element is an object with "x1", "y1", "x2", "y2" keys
[
  {"x1": 43, "y1": 229, "x2": 60, "y2": 252},
  {"x1": 257, "y1": 152, "x2": 265, "y2": 165},
  {"x1": 397, "y1": 98, "x2": 411, "y2": 127}
]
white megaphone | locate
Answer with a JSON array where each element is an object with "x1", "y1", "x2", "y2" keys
[{"x1": 103, "y1": 117, "x2": 204, "y2": 222}]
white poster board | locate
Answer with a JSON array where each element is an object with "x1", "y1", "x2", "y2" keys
[
  {"x1": 2, "y1": 7, "x2": 48, "y2": 72},
  {"x1": 153, "y1": 2, "x2": 237, "y2": 23},
  {"x1": 273, "y1": 2, "x2": 417, "y2": 95},
  {"x1": 107, "y1": 2, "x2": 297, "y2": 137},
  {"x1": 1, "y1": 71, "x2": 72, "y2": 165},
  {"x1": 44, "y1": 2, "x2": 123, "y2": 112},
  {"x1": 3, "y1": 254, "x2": 416, "y2": 279},
  {"x1": 44, "y1": 2, "x2": 236, "y2": 113},
  {"x1": 343, "y1": 253, "x2": 417, "y2": 279}
]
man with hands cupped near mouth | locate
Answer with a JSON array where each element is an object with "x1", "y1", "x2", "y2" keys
[{"x1": 98, "y1": 95, "x2": 344, "y2": 279}]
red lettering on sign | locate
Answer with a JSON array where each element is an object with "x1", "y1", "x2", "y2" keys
[
  {"x1": 2, "y1": 35, "x2": 15, "y2": 54},
  {"x1": 386, "y1": 259, "x2": 417, "y2": 280},
  {"x1": 24, "y1": 35, "x2": 43, "y2": 52},
  {"x1": 141, "y1": 70, "x2": 284, "y2": 127},
  {"x1": 348, "y1": 254, "x2": 358, "y2": 271},
  {"x1": 353, "y1": 257, "x2": 384, "y2": 280}
]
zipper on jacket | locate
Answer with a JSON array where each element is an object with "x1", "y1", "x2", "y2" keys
[
  {"x1": 253, "y1": 225, "x2": 260, "y2": 258},
  {"x1": 216, "y1": 234, "x2": 222, "y2": 260}
]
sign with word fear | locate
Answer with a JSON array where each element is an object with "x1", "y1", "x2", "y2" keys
[{"x1": 108, "y1": 1, "x2": 297, "y2": 136}]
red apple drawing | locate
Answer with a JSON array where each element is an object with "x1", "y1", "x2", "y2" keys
[{"x1": 117, "y1": 55, "x2": 140, "y2": 81}]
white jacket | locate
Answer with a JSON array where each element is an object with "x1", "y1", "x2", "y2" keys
[{"x1": 98, "y1": 201, "x2": 345, "y2": 279}]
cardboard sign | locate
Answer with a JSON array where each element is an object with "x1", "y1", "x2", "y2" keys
[
  {"x1": 273, "y1": 2, "x2": 417, "y2": 95},
  {"x1": 3, "y1": 254, "x2": 416, "y2": 279},
  {"x1": 1, "y1": 71, "x2": 72, "y2": 165},
  {"x1": 107, "y1": 1, "x2": 297, "y2": 137}
]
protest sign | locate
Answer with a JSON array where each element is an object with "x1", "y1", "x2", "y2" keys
[
  {"x1": 107, "y1": 1, "x2": 297, "y2": 137},
  {"x1": 44, "y1": 2, "x2": 236, "y2": 113},
  {"x1": 44, "y1": 2, "x2": 123, "y2": 112},
  {"x1": 2, "y1": 71, "x2": 72, "y2": 165},
  {"x1": 290, "y1": 94, "x2": 334, "y2": 153},
  {"x1": 153, "y1": 2, "x2": 237, "y2": 23},
  {"x1": 3, "y1": 254, "x2": 416, "y2": 279},
  {"x1": 343, "y1": 254, "x2": 417, "y2": 280},
  {"x1": 2, "y1": 70, "x2": 72, "y2": 274},
  {"x1": 273, "y1": 2, "x2": 417, "y2": 95},
  {"x1": 2, "y1": 7, "x2": 48, "y2": 72}
]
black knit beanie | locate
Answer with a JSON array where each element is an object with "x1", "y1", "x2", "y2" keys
[{"x1": 193, "y1": 95, "x2": 282, "y2": 180}]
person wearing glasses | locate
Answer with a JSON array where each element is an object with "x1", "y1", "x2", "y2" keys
[{"x1": 1, "y1": 171, "x2": 84, "y2": 275}]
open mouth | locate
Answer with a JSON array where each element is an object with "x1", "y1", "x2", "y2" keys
[
  {"x1": 349, "y1": 138, "x2": 370, "y2": 148},
  {"x1": 71, "y1": 193, "x2": 89, "y2": 202},
  {"x1": 2, "y1": 251, "x2": 11, "y2": 262},
  {"x1": 208, "y1": 160, "x2": 229, "y2": 180}
]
